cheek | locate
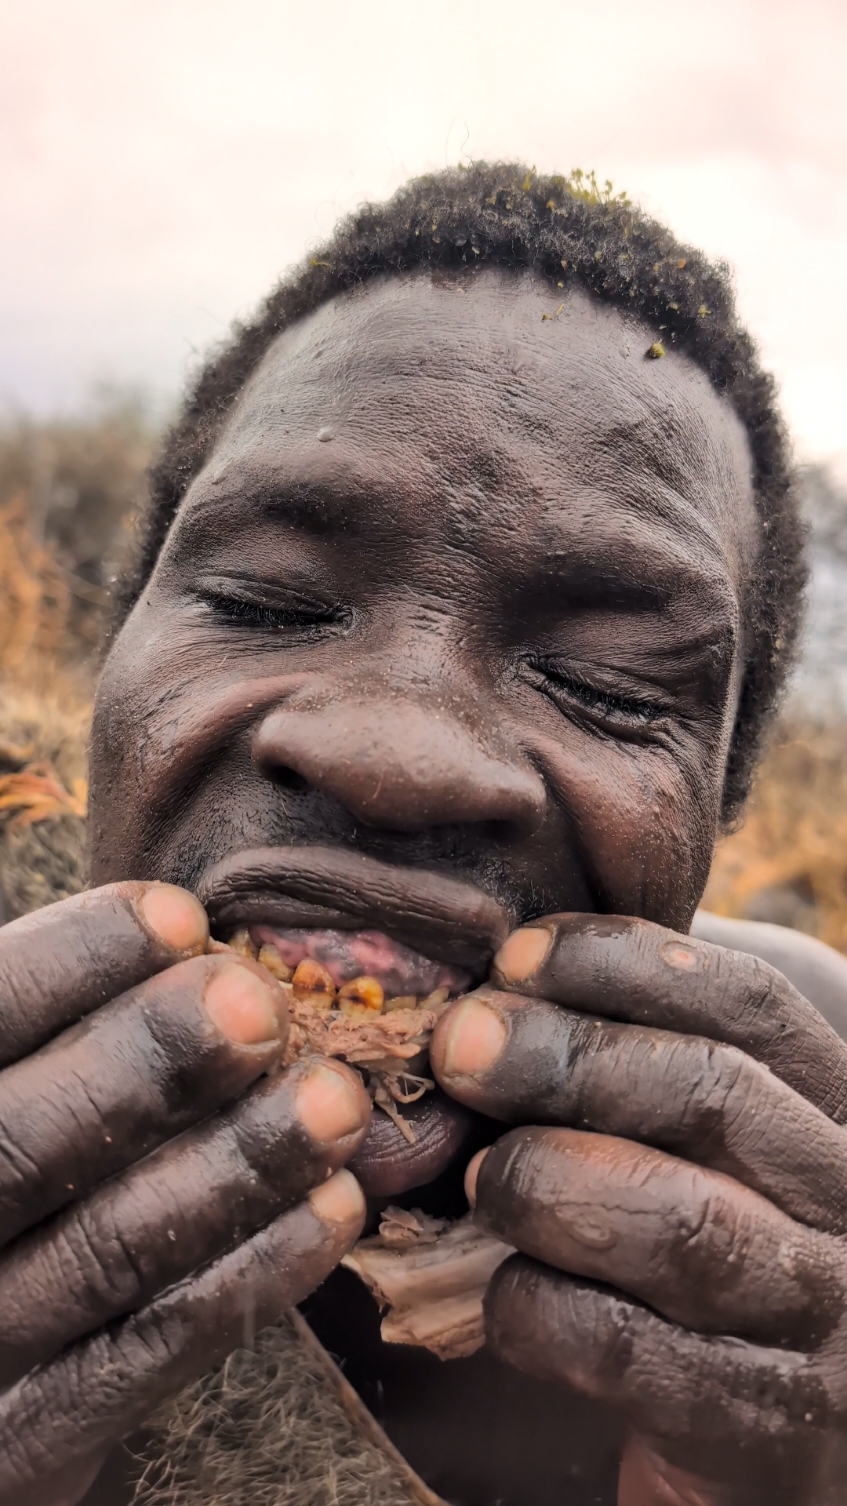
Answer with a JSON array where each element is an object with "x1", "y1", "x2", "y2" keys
[
  {"x1": 90, "y1": 606, "x2": 208, "y2": 879},
  {"x1": 90, "y1": 602, "x2": 311, "y2": 884},
  {"x1": 530, "y1": 732, "x2": 722, "y2": 929},
  {"x1": 89, "y1": 629, "x2": 158, "y2": 881}
]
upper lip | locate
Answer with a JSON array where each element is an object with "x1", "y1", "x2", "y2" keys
[{"x1": 196, "y1": 844, "x2": 512, "y2": 972}]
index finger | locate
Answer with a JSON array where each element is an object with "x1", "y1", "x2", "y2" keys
[
  {"x1": 491, "y1": 913, "x2": 847, "y2": 1122},
  {"x1": 0, "y1": 882, "x2": 208, "y2": 1067}
]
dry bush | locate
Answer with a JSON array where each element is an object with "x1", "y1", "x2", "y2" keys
[
  {"x1": 0, "y1": 392, "x2": 154, "y2": 687},
  {"x1": 704, "y1": 722, "x2": 847, "y2": 952},
  {"x1": 0, "y1": 397, "x2": 154, "y2": 878},
  {"x1": 0, "y1": 493, "x2": 75, "y2": 693}
]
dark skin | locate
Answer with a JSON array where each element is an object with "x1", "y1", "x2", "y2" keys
[{"x1": 1, "y1": 269, "x2": 846, "y2": 1504}]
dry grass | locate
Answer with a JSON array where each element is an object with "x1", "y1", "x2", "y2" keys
[
  {"x1": 0, "y1": 401, "x2": 150, "y2": 835},
  {"x1": 0, "y1": 503, "x2": 93, "y2": 842},
  {"x1": 0, "y1": 394, "x2": 153, "y2": 691},
  {"x1": 0, "y1": 492, "x2": 78, "y2": 695},
  {"x1": 704, "y1": 724, "x2": 847, "y2": 952}
]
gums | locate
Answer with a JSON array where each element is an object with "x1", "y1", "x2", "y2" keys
[{"x1": 251, "y1": 926, "x2": 471, "y2": 999}]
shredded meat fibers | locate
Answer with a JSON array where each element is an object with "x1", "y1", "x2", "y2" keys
[{"x1": 282, "y1": 995, "x2": 437, "y2": 1069}]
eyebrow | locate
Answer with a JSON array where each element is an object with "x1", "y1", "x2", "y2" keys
[
  {"x1": 526, "y1": 553, "x2": 670, "y2": 612},
  {"x1": 526, "y1": 550, "x2": 739, "y2": 675},
  {"x1": 198, "y1": 471, "x2": 376, "y2": 535},
  {"x1": 195, "y1": 459, "x2": 742, "y2": 623}
]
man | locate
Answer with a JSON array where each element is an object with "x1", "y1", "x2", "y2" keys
[{"x1": 1, "y1": 161, "x2": 846, "y2": 1506}]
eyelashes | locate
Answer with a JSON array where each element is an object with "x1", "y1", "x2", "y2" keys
[
  {"x1": 199, "y1": 589, "x2": 345, "y2": 633},
  {"x1": 552, "y1": 675, "x2": 663, "y2": 723},
  {"x1": 530, "y1": 661, "x2": 669, "y2": 729}
]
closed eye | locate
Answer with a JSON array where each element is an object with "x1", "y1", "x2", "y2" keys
[
  {"x1": 550, "y1": 673, "x2": 664, "y2": 723},
  {"x1": 527, "y1": 658, "x2": 670, "y2": 731},
  {"x1": 197, "y1": 583, "x2": 349, "y2": 635}
]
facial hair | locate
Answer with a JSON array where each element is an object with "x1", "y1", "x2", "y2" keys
[{"x1": 131, "y1": 1312, "x2": 427, "y2": 1506}]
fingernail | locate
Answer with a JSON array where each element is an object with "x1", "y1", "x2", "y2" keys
[
  {"x1": 139, "y1": 884, "x2": 209, "y2": 954},
  {"x1": 465, "y1": 1148, "x2": 489, "y2": 1208},
  {"x1": 494, "y1": 926, "x2": 551, "y2": 983},
  {"x1": 439, "y1": 997, "x2": 507, "y2": 1077},
  {"x1": 296, "y1": 1063, "x2": 368, "y2": 1143},
  {"x1": 310, "y1": 1168, "x2": 366, "y2": 1225},
  {"x1": 204, "y1": 962, "x2": 283, "y2": 1045}
]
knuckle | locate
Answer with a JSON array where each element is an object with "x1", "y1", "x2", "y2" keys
[
  {"x1": 741, "y1": 951, "x2": 784, "y2": 1004},
  {"x1": 0, "y1": 1116, "x2": 43, "y2": 1202},
  {"x1": 673, "y1": 1178, "x2": 714, "y2": 1251},
  {"x1": 0, "y1": 1363, "x2": 90, "y2": 1498},
  {"x1": 58, "y1": 1202, "x2": 147, "y2": 1311},
  {"x1": 0, "y1": 1315, "x2": 178, "y2": 1499},
  {"x1": 734, "y1": 954, "x2": 812, "y2": 1054},
  {"x1": 675, "y1": 1038, "x2": 750, "y2": 1141}
]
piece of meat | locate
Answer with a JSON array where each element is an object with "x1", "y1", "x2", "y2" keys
[
  {"x1": 210, "y1": 932, "x2": 496, "y2": 1352},
  {"x1": 208, "y1": 933, "x2": 456, "y2": 1141},
  {"x1": 343, "y1": 1209, "x2": 514, "y2": 1359}
]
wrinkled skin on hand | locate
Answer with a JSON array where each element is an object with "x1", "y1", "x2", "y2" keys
[
  {"x1": 431, "y1": 914, "x2": 847, "y2": 1504},
  {"x1": 8, "y1": 267, "x2": 833, "y2": 1504},
  {"x1": 0, "y1": 883, "x2": 369, "y2": 1505}
]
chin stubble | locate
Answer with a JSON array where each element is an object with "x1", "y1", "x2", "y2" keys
[{"x1": 131, "y1": 1312, "x2": 424, "y2": 1506}]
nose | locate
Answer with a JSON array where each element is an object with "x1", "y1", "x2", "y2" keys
[{"x1": 252, "y1": 695, "x2": 545, "y2": 836}]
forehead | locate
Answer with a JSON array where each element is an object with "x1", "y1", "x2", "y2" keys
[{"x1": 196, "y1": 268, "x2": 758, "y2": 589}]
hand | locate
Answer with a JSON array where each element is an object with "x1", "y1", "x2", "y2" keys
[
  {"x1": 0, "y1": 883, "x2": 370, "y2": 1506},
  {"x1": 430, "y1": 914, "x2": 847, "y2": 1506}
]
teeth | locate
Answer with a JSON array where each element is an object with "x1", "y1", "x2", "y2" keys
[
  {"x1": 419, "y1": 986, "x2": 450, "y2": 1012},
  {"x1": 292, "y1": 958, "x2": 337, "y2": 1013},
  {"x1": 229, "y1": 928, "x2": 258, "y2": 960},
  {"x1": 210, "y1": 932, "x2": 456, "y2": 1143},
  {"x1": 337, "y1": 975, "x2": 385, "y2": 1018},
  {"x1": 219, "y1": 931, "x2": 447, "y2": 1022},
  {"x1": 383, "y1": 993, "x2": 418, "y2": 1013},
  {"x1": 256, "y1": 944, "x2": 293, "y2": 982}
]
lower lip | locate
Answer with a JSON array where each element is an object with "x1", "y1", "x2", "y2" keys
[{"x1": 350, "y1": 1089, "x2": 479, "y2": 1197}]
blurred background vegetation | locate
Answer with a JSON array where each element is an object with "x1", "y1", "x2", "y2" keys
[
  {"x1": 2, "y1": 397, "x2": 847, "y2": 949},
  {"x1": 0, "y1": 390, "x2": 152, "y2": 695}
]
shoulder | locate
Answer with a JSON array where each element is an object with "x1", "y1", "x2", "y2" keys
[{"x1": 692, "y1": 909, "x2": 847, "y2": 1043}]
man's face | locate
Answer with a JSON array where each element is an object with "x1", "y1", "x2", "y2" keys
[{"x1": 90, "y1": 270, "x2": 757, "y2": 939}]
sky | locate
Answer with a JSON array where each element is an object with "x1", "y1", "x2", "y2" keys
[{"x1": 1, "y1": 0, "x2": 846, "y2": 471}]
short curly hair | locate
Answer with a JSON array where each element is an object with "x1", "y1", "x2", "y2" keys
[{"x1": 115, "y1": 161, "x2": 806, "y2": 821}]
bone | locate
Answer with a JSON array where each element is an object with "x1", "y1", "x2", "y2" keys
[
  {"x1": 209, "y1": 933, "x2": 492, "y2": 1325},
  {"x1": 343, "y1": 1210, "x2": 514, "y2": 1360}
]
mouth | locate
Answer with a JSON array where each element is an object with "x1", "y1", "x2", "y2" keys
[
  {"x1": 200, "y1": 846, "x2": 511, "y2": 1201},
  {"x1": 197, "y1": 844, "x2": 511, "y2": 972}
]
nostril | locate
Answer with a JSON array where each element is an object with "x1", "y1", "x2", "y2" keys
[{"x1": 272, "y1": 766, "x2": 311, "y2": 794}]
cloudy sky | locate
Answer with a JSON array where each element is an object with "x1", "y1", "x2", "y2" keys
[{"x1": 1, "y1": 0, "x2": 845, "y2": 468}]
